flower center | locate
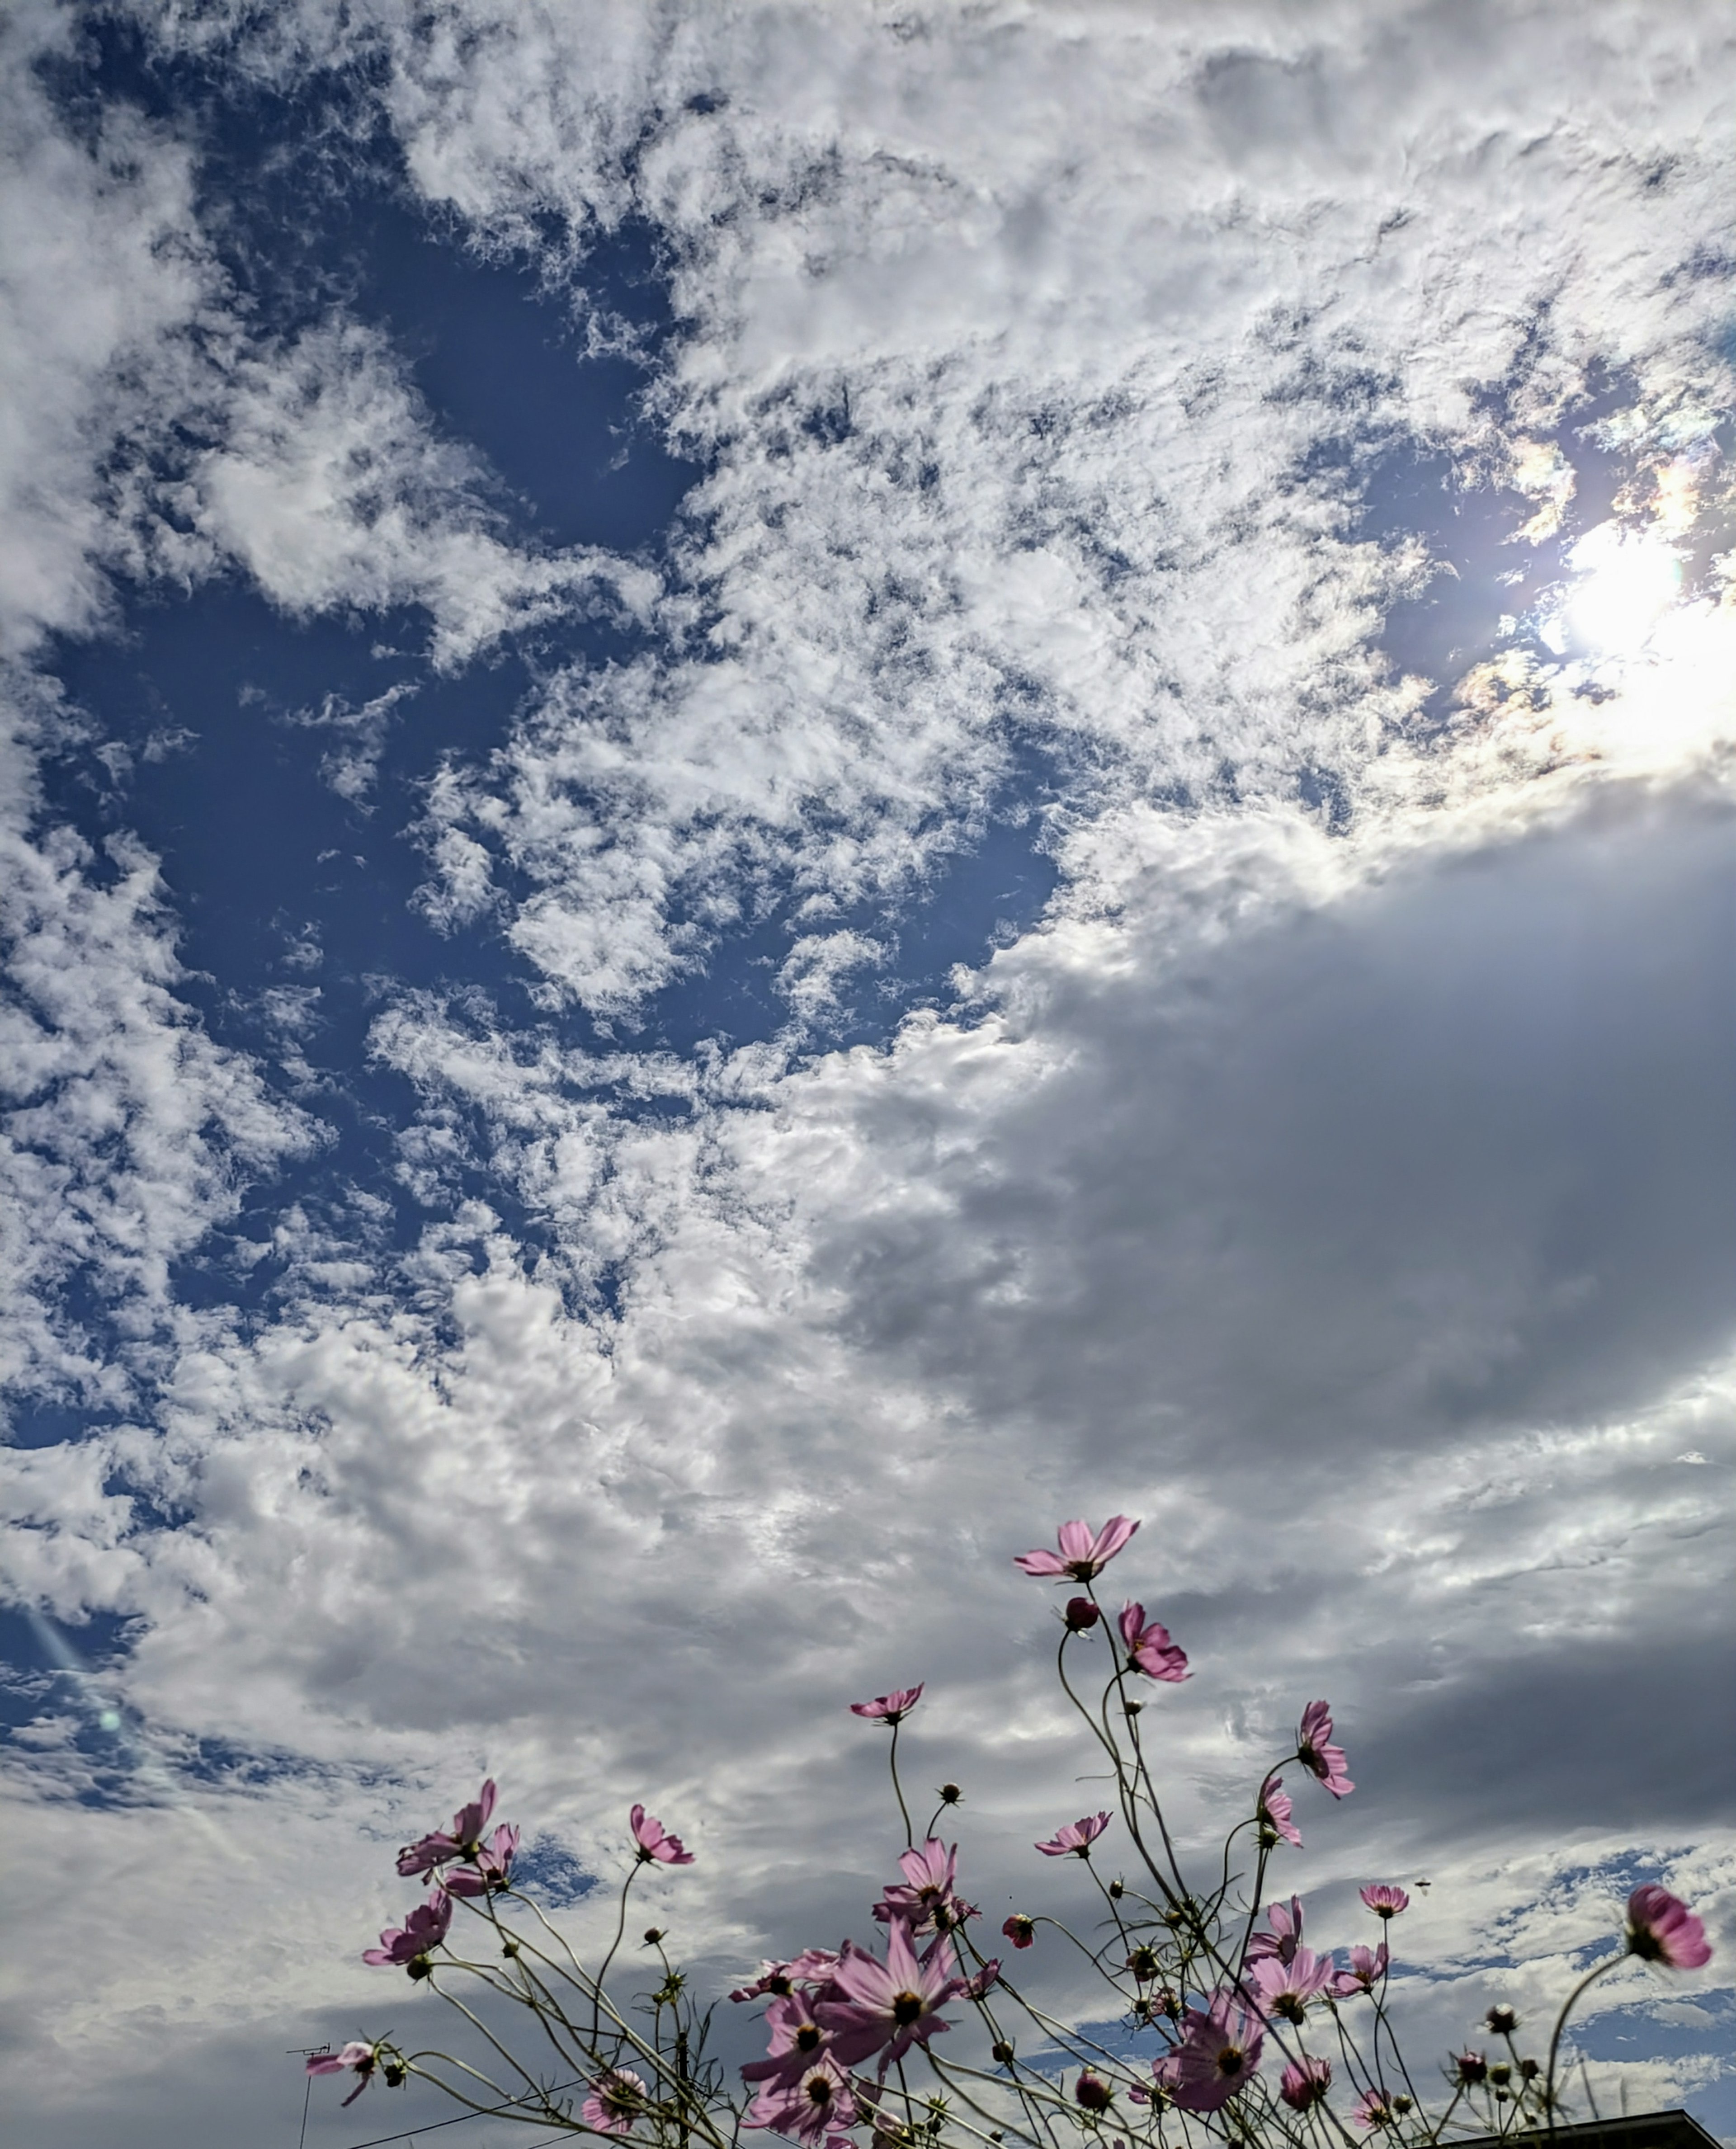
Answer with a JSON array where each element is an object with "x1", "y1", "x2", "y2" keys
[
  {"x1": 1215, "y1": 2042, "x2": 1245, "y2": 2078},
  {"x1": 807, "y1": 2077, "x2": 834, "y2": 2108},
  {"x1": 797, "y1": 2025, "x2": 821, "y2": 2052},
  {"x1": 892, "y1": 1991, "x2": 924, "y2": 2026}
]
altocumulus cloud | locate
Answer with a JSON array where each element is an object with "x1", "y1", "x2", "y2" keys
[{"x1": 1, "y1": 3, "x2": 1735, "y2": 2145}]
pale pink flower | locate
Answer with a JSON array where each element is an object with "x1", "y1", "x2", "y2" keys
[
  {"x1": 444, "y1": 1822, "x2": 520, "y2": 1897},
  {"x1": 875, "y1": 1838, "x2": 974, "y2": 1932},
  {"x1": 1014, "y1": 1516, "x2": 1139, "y2": 1581},
  {"x1": 1246, "y1": 1945, "x2": 1334, "y2": 2025},
  {"x1": 966, "y1": 1959, "x2": 1002, "y2": 1999},
  {"x1": 1168, "y1": 1992, "x2": 1264, "y2": 2112},
  {"x1": 397, "y1": 1778, "x2": 499, "y2": 1876},
  {"x1": 741, "y1": 1990, "x2": 833, "y2": 2080},
  {"x1": 1626, "y1": 1884, "x2": 1712, "y2": 1970},
  {"x1": 1360, "y1": 1884, "x2": 1409, "y2": 1920},
  {"x1": 1246, "y1": 1895, "x2": 1305, "y2": 1964},
  {"x1": 630, "y1": 1805, "x2": 693, "y2": 1865},
  {"x1": 1354, "y1": 2088, "x2": 1396, "y2": 2130},
  {"x1": 1035, "y1": 1811, "x2": 1112, "y2": 1858},
  {"x1": 583, "y1": 2068, "x2": 648, "y2": 2135},
  {"x1": 849, "y1": 1685, "x2": 924, "y2": 1724},
  {"x1": 1297, "y1": 1701, "x2": 1354, "y2": 1799},
  {"x1": 363, "y1": 1884, "x2": 452, "y2": 1972},
  {"x1": 815, "y1": 1923, "x2": 962, "y2": 2068},
  {"x1": 1258, "y1": 1776, "x2": 1302, "y2": 1849},
  {"x1": 1117, "y1": 1603, "x2": 1190, "y2": 1683},
  {"x1": 1279, "y1": 2055, "x2": 1332, "y2": 2111},
  {"x1": 1330, "y1": 1942, "x2": 1388, "y2": 1998},
  {"x1": 307, "y1": 2043, "x2": 378, "y2": 2107},
  {"x1": 745, "y1": 2055, "x2": 858, "y2": 2145}
]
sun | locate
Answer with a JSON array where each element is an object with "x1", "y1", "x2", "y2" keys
[{"x1": 1550, "y1": 521, "x2": 1683, "y2": 656}]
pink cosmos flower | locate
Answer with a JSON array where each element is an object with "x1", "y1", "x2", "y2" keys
[
  {"x1": 966, "y1": 1959, "x2": 1002, "y2": 1999},
  {"x1": 363, "y1": 1884, "x2": 452, "y2": 1972},
  {"x1": 849, "y1": 1685, "x2": 924, "y2": 1724},
  {"x1": 1117, "y1": 1603, "x2": 1190, "y2": 1683},
  {"x1": 1258, "y1": 1776, "x2": 1302, "y2": 1849},
  {"x1": 1626, "y1": 1884, "x2": 1713, "y2": 1970},
  {"x1": 1014, "y1": 1516, "x2": 1140, "y2": 1581},
  {"x1": 815, "y1": 1923, "x2": 963, "y2": 2069},
  {"x1": 1246, "y1": 1945, "x2": 1334, "y2": 2025},
  {"x1": 1002, "y1": 1913, "x2": 1036, "y2": 1949},
  {"x1": 397, "y1": 1778, "x2": 499, "y2": 1876},
  {"x1": 1075, "y1": 2071, "x2": 1113, "y2": 2112},
  {"x1": 1360, "y1": 1884, "x2": 1409, "y2": 1920},
  {"x1": 1330, "y1": 1943, "x2": 1389, "y2": 1998},
  {"x1": 630, "y1": 1805, "x2": 694, "y2": 1865},
  {"x1": 444, "y1": 1822, "x2": 520, "y2": 1897},
  {"x1": 1279, "y1": 2055, "x2": 1332, "y2": 2112},
  {"x1": 1354, "y1": 2088, "x2": 1396, "y2": 2130},
  {"x1": 745, "y1": 2055, "x2": 858, "y2": 2146},
  {"x1": 741, "y1": 1990, "x2": 833, "y2": 2082},
  {"x1": 1036, "y1": 1811, "x2": 1112, "y2": 1857},
  {"x1": 307, "y1": 2043, "x2": 378, "y2": 2107},
  {"x1": 730, "y1": 1951, "x2": 841, "y2": 2003},
  {"x1": 1168, "y1": 1992, "x2": 1265, "y2": 2112},
  {"x1": 1297, "y1": 1701, "x2": 1354, "y2": 1798},
  {"x1": 1246, "y1": 1895, "x2": 1305, "y2": 1964},
  {"x1": 583, "y1": 2068, "x2": 648, "y2": 2135},
  {"x1": 875, "y1": 1838, "x2": 975, "y2": 1932}
]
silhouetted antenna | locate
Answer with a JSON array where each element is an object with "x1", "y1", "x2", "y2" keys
[{"x1": 289, "y1": 2045, "x2": 331, "y2": 2149}]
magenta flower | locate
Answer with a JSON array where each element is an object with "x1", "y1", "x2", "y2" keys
[
  {"x1": 966, "y1": 1959, "x2": 1002, "y2": 1999},
  {"x1": 630, "y1": 1805, "x2": 694, "y2": 1865},
  {"x1": 1168, "y1": 1992, "x2": 1264, "y2": 2112},
  {"x1": 1246, "y1": 1944, "x2": 1334, "y2": 2025},
  {"x1": 875, "y1": 1838, "x2": 974, "y2": 1932},
  {"x1": 1065, "y1": 1597, "x2": 1102, "y2": 1632},
  {"x1": 1246, "y1": 1895, "x2": 1304, "y2": 1964},
  {"x1": 745, "y1": 2055, "x2": 858, "y2": 2146},
  {"x1": 1014, "y1": 1516, "x2": 1139, "y2": 1581},
  {"x1": 1279, "y1": 2055, "x2": 1332, "y2": 2112},
  {"x1": 1454, "y1": 2051, "x2": 1488, "y2": 2086},
  {"x1": 1002, "y1": 1913, "x2": 1036, "y2": 1949},
  {"x1": 815, "y1": 1923, "x2": 962, "y2": 2068},
  {"x1": 1117, "y1": 1603, "x2": 1190, "y2": 1683},
  {"x1": 1258, "y1": 1775, "x2": 1302, "y2": 1849},
  {"x1": 1330, "y1": 1942, "x2": 1388, "y2": 1998},
  {"x1": 1360, "y1": 1883, "x2": 1409, "y2": 1920},
  {"x1": 363, "y1": 1884, "x2": 452, "y2": 1973},
  {"x1": 849, "y1": 1685, "x2": 924, "y2": 1724},
  {"x1": 444, "y1": 1822, "x2": 520, "y2": 1897},
  {"x1": 397, "y1": 1777, "x2": 499, "y2": 1876},
  {"x1": 1626, "y1": 1884, "x2": 1713, "y2": 1970},
  {"x1": 1036, "y1": 1811, "x2": 1112, "y2": 1858},
  {"x1": 1297, "y1": 1701, "x2": 1354, "y2": 1799},
  {"x1": 1074, "y1": 2071, "x2": 1114, "y2": 2111},
  {"x1": 307, "y1": 2043, "x2": 379, "y2": 2107},
  {"x1": 1355, "y1": 2088, "x2": 1396, "y2": 2129},
  {"x1": 582, "y1": 2068, "x2": 648, "y2": 2135}
]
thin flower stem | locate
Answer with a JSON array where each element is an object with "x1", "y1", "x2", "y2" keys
[
  {"x1": 888, "y1": 1716, "x2": 916, "y2": 1848},
  {"x1": 1545, "y1": 1954, "x2": 1622, "y2": 2128}
]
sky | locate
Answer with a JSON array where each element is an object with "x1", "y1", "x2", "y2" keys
[{"x1": 2, "y1": 3, "x2": 1735, "y2": 2144}]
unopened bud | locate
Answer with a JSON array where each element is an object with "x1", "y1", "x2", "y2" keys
[
  {"x1": 1519, "y1": 2059, "x2": 1538, "y2": 2081},
  {"x1": 407, "y1": 1959, "x2": 432, "y2": 1981},
  {"x1": 501, "y1": 1939, "x2": 520, "y2": 1957},
  {"x1": 939, "y1": 1783, "x2": 962, "y2": 1804},
  {"x1": 643, "y1": 1928, "x2": 665, "y2": 1945},
  {"x1": 383, "y1": 2064, "x2": 406, "y2": 2088},
  {"x1": 1393, "y1": 2097, "x2": 1412, "y2": 2116},
  {"x1": 1127, "y1": 1946, "x2": 1159, "y2": 1979},
  {"x1": 991, "y1": 2042, "x2": 1015, "y2": 2065},
  {"x1": 1108, "y1": 1878, "x2": 1124, "y2": 1899},
  {"x1": 1486, "y1": 2005, "x2": 1519, "y2": 2035},
  {"x1": 1494, "y1": 2088, "x2": 1510, "y2": 2104},
  {"x1": 1123, "y1": 1699, "x2": 1143, "y2": 1716},
  {"x1": 1064, "y1": 1597, "x2": 1101, "y2": 1632},
  {"x1": 1489, "y1": 2064, "x2": 1511, "y2": 2087}
]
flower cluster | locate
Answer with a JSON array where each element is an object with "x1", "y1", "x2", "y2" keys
[{"x1": 307, "y1": 1510, "x2": 1714, "y2": 2149}]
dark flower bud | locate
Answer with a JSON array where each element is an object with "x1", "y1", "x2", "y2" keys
[
  {"x1": 1127, "y1": 1946, "x2": 1160, "y2": 1980},
  {"x1": 991, "y1": 2042, "x2": 1015, "y2": 2065},
  {"x1": 1074, "y1": 2071, "x2": 1113, "y2": 2112},
  {"x1": 1486, "y1": 2005, "x2": 1519, "y2": 2035},
  {"x1": 1519, "y1": 2059, "x2": 1538, "y2": 2081},
  {"x1": 407, "y1": 1958, "x2": 433, "y2": 1981},
  {"x1": 1065, "y1": 1598, "x2": 1102, "y2": 1631},
  {"x1": 1108, "y1": 1879, "x2": 1124, "y2": 1899},
  {"x1": 1394, "y1": 2097, "x2": 1413, "y2": 2116},
  {"x1": 1489, "y1": 2064, "x2": 1511, "y2": 2087},
  {"x1": 1494, "y1": 2088, "x2": 1510, "y2": 2104},
  {"x1": 1454, "y1": 2052, "x2": 1487, "y2": 2086},
  {"x1": 1162, "y1": 1907, "x2": 1184, "y2": 1927},
  {"x1": 643, "y1": 1928, "x2": 665, "y2": 1945},
  {"x1": 1123, "y1": 1699, "x2": 1144, "y2": 1716},
  {"x1": 1155, "y1": 1985, "x2": 1181, "y2": 2020},
  {"x1": 501, "y1": 1939, "x2": 520, "y2": 1958},
  {"x1": 939, "y1": 1783, "x2": 962, "y2": 1804},
  {"x1": 383, "y1": 2064, "x2": 406, "y2": 2088}
]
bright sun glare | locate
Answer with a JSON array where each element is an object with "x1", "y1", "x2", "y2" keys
[{"x1": 1555, "y1": 521, "x2": 1683, "y2": 654}]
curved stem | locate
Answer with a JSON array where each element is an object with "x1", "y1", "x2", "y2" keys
[{"x1": 1547, "y1": 1953, "x2": 1623, "y2": 2128}]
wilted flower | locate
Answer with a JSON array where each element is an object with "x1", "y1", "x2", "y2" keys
[
  {"x1": 815, "y1": 1923, "x2": 963, "y2": 2069},
  {"x1": 1036, "y1": 1812, "x2": 1112, "y2": 1858},
  {"x1": 1330, "y1": 1943, "x2": 1389, "y2": 1998},
  {"x1": 1117, "y1": 1603, "x2": 1190, "y2": 1683},
  {"x1": 630, "y1": 1805, "x2": 694, "y2": 1865},
  {"x1": 1626, "y1": 1884, "x2": 1713, "y2": 1970},
  {"x1": 583, "y1": 2069, "x2": 648, "y2": 2136},
  {"x1": 849, "y1": 1687, "x2": 925, "y2": 1725},
  {"x1": 444, "y1": 1822, "x2": 520, "y2": 1897},
  {"x1": 363, "y1": 1885, "x2": 452, "y2": 1975},
  {"x1": 1002, "y1": 1914, "x2": 1036, "y2": 1949},
  {"x1": 1258, "y1": 1775, "x2": 1302, "y2": 1849},
  {"x1": 1168, "y1": 1993, "x2": 1264, "y2": 2112},
  {"x1": 1297, "y1": 1701, "x2": 1354, "y2": 1799},
  {"x1": 397, "y1": 1779, "x2": 499, "y2": 1876},
  {"x1": 1246, "y1": 1895, "x2": 1304, "y2": 1965},
  {"x1": 306, "y1": 2043, "x2": 380, "y2": 2108},
  {"x1": 1014, "y1": 1517, "x2": 1140, "y2": 1582},
  {"x1": 1360, "y1": 1884, "x2": 1409, "y2": 1920},
  {"x1": 1355, "y1": 2088, "x2": 1396, "y2": 2130},
  {"x1": 967, "y1": 1959, "x2": 1002, "y2": 1999},
  {"x1": 1279, "y1": 2055, "x2": 1332, "y2": 2111},
  {"x1": 746, "y1": 2056, "x2": 857, "y2": 2146}
]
